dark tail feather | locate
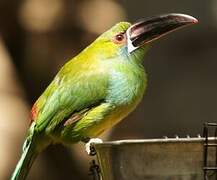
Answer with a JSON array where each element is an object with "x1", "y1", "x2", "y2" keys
[{"x1": 11, "y1": 122, "x2": 38, "y2": 180}]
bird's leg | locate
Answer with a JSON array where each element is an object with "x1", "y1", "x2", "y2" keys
[{"x1": 84, "y1": 138, "x2": 103, "y2": 155}]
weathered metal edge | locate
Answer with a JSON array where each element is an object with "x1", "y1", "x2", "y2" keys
[{"x1": 93, "y1": 137, "x2": 216, "y2": 147}]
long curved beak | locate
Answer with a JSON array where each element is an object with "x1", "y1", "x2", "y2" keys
[{"x1": 127, "y1": 13, "x2": 198, "y2": 53}]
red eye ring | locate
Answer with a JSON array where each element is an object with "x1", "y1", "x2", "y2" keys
[
  {"x1": 112, "y1": 33, "x2": 126, "y2": 44},
  {"x1": 115, "y1": 34, "x2": 124, "y2": 41}
]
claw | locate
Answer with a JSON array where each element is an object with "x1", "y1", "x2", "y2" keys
[{"x1": 85, "y1": 138, "x2": 103, "y2": 155}]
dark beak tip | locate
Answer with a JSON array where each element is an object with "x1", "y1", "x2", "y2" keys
[
  {"x1": 192, "y1": 17, "x2": 199, "y2": 24},
  {"x1": 174, "y1": 13, "x2": 199, "y2": 24},
  {"x1": 191, "y1": 18, "x2": 198, "y2": 24}
]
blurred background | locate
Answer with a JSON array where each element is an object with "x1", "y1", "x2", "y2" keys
[{"x1": 0, "y1": 0, "x2": 216, "y2": 179}]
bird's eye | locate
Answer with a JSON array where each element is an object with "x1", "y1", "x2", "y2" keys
[
  {"x1": 112, "y1": 33, "x2": 126, "y2": 44},
  {"x1": 115, "y1": 34, "x2": 124, "y2": 41}
]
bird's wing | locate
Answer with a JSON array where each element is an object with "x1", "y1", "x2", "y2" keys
[
  {"x1": 33, "y1": 60, "x2": 108, "y2": 133},
  {"x1": 60, "y1": 102, "x2": 115, "y2": 141}
]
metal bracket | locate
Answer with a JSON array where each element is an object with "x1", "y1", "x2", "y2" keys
[
  {"x1": 88, "y1": 144, "x2": 101, "y2": 180},
  {"x1": 89, "y1": 160, "x2": 101, "y2": 180},
  {"x1": 203, "y1": 122, "x2": 217, "y2": 180}
]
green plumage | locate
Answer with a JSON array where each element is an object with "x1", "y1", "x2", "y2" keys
[{"x1": 12, "y1": 22, "x2": 149, "y2": 180}]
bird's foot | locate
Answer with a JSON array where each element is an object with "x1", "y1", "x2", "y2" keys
[{"x1": 85, "y1": 138, "x2": 103, "y2": 156}]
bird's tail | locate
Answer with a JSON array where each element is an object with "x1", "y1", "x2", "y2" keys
[{"x1": 11, "y1": 122, "x2": 39, "y2": 180}]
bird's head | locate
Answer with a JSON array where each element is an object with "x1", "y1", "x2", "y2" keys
[{"x1": 92, "y1": 13, "x2": 198, "y2": 61}]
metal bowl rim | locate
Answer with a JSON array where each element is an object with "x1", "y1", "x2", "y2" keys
[{"x1": 93, "y1": 137, "x2": 216, "y2": 147}]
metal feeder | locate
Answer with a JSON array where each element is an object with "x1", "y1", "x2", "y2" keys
[{"x1": 89, "y1": 123, "x2": 217, "y2": 180}]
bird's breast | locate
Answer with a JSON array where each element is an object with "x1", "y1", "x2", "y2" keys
[{"x1": 106, "y1": 64, "x2": 147, "y2": 108}]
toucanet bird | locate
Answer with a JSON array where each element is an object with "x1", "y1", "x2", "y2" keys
[{"x1": 11, "y1": 14, "x2": 198, "y2": 180}]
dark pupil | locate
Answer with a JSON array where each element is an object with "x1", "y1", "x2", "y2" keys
[{"x1": 116, "y1": 34, "x2": 124, "y2": 41}]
